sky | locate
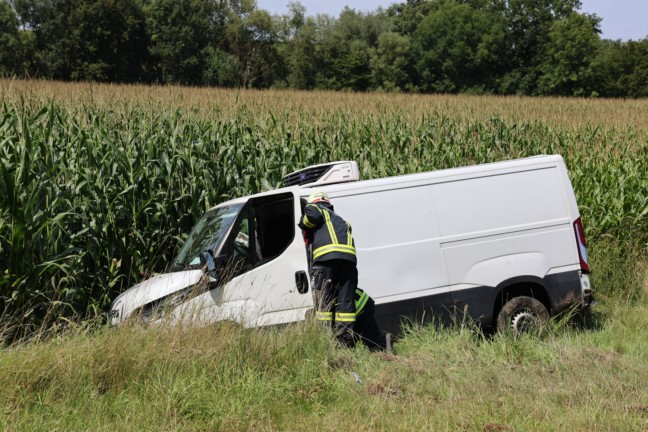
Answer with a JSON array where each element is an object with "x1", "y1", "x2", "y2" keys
[{"x1": 255, "y1": 0, "x2": 648, "y2": 41}]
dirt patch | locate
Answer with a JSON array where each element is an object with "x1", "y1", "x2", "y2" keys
[
  {"x1": 373, "y1": 351, "x2": 398, "y2": 362},
  {"x1": 328, "y1": 354, "x2": 354, "y2": 371},
  {"x1": 584, "y1": 347, "x2": 622, "y2": 364},
  {"x1": 366, "y1": 381, "x2": 400, "y2": 396},
  {"x1": 483, "y1": 424, "x2": 514, "y2": 432},
  {"x1": 627, "y1": 405, "x2": 648, "y2": 416}
]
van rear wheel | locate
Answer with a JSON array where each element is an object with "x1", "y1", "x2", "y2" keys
[{"x1": 497, "y1": 296, "x2": 549, "y2": 334}]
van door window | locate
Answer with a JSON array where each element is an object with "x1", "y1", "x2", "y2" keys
[
  {"x1": 223, "y1": 192, "x2": 295, "y2": 277},
  {"x1": 227, "y1": 210, "x2": 254, "y2": 277},
  {"x1": 252, "y1": 192, "x2": 295, "y2": 266}
]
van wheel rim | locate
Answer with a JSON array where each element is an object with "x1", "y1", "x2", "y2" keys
[{"x1": 510, "y1": 309, "x2": 537, "y2": 333}]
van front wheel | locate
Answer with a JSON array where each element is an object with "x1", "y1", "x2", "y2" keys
[{"x1": 497, "y1": 296, "x2": 549, "y2": 334}]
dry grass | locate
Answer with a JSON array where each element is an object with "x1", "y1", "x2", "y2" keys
[{"x1": 3, "y1": 78, "x2": 648, "y2": 133}]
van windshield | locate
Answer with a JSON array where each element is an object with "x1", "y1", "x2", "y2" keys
[{"x1": 171, "y1": 204, "x2": 244, "y2": 271}]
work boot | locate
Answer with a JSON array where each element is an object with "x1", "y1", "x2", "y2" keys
[{"x1": 337, "y1": 332, "x2": 356, "y2": 348}]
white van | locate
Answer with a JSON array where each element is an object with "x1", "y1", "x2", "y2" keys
[{"x1": 110, "y1": 155, "x2": 593, "y2": 334}]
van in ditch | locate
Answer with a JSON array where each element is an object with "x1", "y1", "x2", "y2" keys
[{"x1": 110, "y1": 155, "x2": 593, "y2": 334}]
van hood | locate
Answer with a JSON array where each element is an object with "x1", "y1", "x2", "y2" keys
[{"x1": 110, "y1": 270, "x2": 204, "y2": 324}]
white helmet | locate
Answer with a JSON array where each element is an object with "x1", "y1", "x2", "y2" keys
[{"x1": 307, "y1": 191, "x2": 330, "y2": 204}]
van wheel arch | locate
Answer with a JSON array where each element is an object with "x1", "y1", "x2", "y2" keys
[{"x1": 491, "y1": 277, "x2": 551, "y2": 329}]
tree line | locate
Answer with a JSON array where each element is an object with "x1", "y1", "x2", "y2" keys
[{"x1": 1, "y1": 0, "x2": 647, "y2": 97}]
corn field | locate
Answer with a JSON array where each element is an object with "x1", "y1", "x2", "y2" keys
[{"x1": 0, "y1": 80, "x2": 647, "y2": 333}]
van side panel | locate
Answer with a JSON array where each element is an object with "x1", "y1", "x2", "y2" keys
[
  {"x1": 434, "y1": 166, "x2": 575, "y2": 280},
  {"x1": 433, "y1": 167, "x2": 570, "y2": 239},
  {"x1": 432, "y1": 165, "x2": 580, "y2": 321},
  {"x1": 442, "y1": 228, "x2": 575, "y2": 287},
  {"x1": 314, "y1": 156, "x2": 586, "y2": 332},
  {"x1": 333, "y1": 186, "x2": 450, "y2": 300}
]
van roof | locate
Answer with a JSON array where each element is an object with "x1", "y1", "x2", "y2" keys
[
  {"x1": 301, "y1": 154, "x2": 563, "y2": 197},
  {"x1": 209, "y1": 155, "x2": 563, "y2": 210}
]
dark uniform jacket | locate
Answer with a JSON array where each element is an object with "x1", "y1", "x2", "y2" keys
[{"x1": 299, "y1": 202, "x2": 357, "y2": 264}]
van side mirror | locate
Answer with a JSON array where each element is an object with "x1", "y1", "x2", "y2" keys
[
  {"x1": 201, "y1": 250, "x2": 216, "y2": 272},
  {"x1": 201, "y1": 250, "x2": 227, "y2": 274}
]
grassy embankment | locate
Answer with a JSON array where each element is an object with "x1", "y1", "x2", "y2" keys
[
  {"x1": 0, "y1": 79, "x2": 647, "y2": 430},
  {"x1": 1, "y1": 288, "x2": 647, "y2": 431}
]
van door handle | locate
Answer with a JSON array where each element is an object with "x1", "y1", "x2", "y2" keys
[{"x1": 295, "y1": 271, "x2": 309, "y2": 294}]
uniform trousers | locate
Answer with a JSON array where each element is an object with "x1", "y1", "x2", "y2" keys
[{"x1": 310, "y1": 259, "x2": 357, "y2": 343}]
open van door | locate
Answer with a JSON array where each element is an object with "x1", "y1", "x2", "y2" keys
[{"x1": 215, "y1": 190, "x2": 313, "y2": 326}]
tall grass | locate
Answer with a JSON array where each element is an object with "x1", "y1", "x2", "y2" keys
[
  {"x1": 1, "y1": 305, "x2": 647, "y2": 431},
  {"x1": 0, "y1": 79, "x2": 646, "y2": 333}
]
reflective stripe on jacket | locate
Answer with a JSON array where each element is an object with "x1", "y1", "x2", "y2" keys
[
  {"x1": 300, "y1": 202, "x2": 356, "y2": 264},
  {"x1": 355, "y1": 288, "x2": 369, "y2": 315}
]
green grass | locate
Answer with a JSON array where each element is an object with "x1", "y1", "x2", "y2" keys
[
  {"x1": 0, "y1": 242, "x2": 646, "y2": 431},
  {"x1": 1, "y1": 298, "x2": 646, "y2": 431}
]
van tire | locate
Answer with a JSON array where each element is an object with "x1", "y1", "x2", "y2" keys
[{"x1": 497, "y1": 296, "x2": 549, "y2": 334}]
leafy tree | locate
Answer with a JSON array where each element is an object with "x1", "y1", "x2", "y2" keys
[
  {"x1": 538, "y1": 12, "x2": 602, "y2": 96},
  {"x1": 387, "y1": 0, "x2": 436, "y2": 36},
  {"x1": 595, "y1": 40, "x2": 626, "y2": 97},
  {"x1": 501, "y1": 0, "x2": 583, "y2": 94},
  {"x1": 12, "y1": 0, "x2": 148, "y2": 82},
  {"x1": 202, "y1": 47, "x2": 241, "y2": 87},
  {"x1": 146, "y1": 0, "x2": 217, "y2": 84},
  {"x1": 596, "y1": 39, "x2": 648, "y2": 98},
  {"x1": 287, "y1": 1, "x2": 305, "y2": 32},
  {"x1": 341, "y1": 39, "x2": 372, "y2": 91},
  {"x1": 314, "y1": 28, "x2": 342, "y2": 89},
  {"x1": 70, "y1": 0, "x2": 149, "y2": 81},
  {"x1": 414, "y1": 0, "x2": 506, "y2": 93},
  {"x1": 315, "y1": 8, "x2": 389, "y2": 91},
  {"x1": 330, "y1": 6, "x2": 392, "y2": 47},
  {"x1": 286, "y1": 17, "x2": 318, "y2": 89},
  {"x1": 0, "y1": 0, "x2": 25, "y2": 75},
  {"x1": 11, "y1": 0, "x2": 78, "y2": 79},
  {"x1": 622, "y1": 39, "x2": 648, "y2": 98},
  {"x1": 370, "y1": 32, "x2": 413, "y2": 91},
  {"x1": 316, "y1": 30, "x2": 371, "y2": 91},
  {"x1": 224, "y1": 5, "x2": 281, "y2": 88}
]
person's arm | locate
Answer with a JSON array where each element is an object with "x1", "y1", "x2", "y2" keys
[{"x1": 299, "y1": 204, "x2": 324, "y2": 229}]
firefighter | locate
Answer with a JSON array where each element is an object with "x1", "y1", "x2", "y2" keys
[{"x1": 299, "y1": 190, "x2": 357, "y2": 347}]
